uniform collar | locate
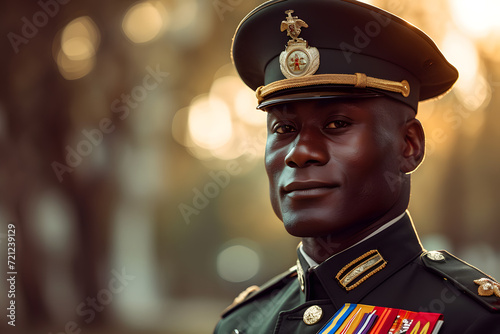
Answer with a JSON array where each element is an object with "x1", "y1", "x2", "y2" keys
[
  {"x1": 296, "y1": 212, "x2": 423, "y2": 307},
  {"x1": 298, "y1": 212, "x2": 407, "y2": 269}
]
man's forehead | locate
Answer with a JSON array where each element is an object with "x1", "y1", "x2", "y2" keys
[
  {"x1": 264, "y1": 97, "x2": 416, "y2": 130},
  {"x1": 264, "y1": 96, "x2": 402, "y2": 116}
]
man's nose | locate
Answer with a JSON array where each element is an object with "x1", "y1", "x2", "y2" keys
[{"x1": 284, "y1": 131, "x2": 329, "y2": 168}]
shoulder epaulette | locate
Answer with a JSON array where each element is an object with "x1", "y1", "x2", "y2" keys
[
  {"x1": 221, "y1": 265, "x2": 297, "y2": 318},
  {"x1": 421, "y1": 250, "x2": 500, "y2": 312}
]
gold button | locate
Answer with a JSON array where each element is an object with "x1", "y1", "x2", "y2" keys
[
  {"x1": 303, "y1": 305, "x2": 323, "y2": 325},
  {"x1": 426, "y1": 251, "x2": 445, "y2": 262}
]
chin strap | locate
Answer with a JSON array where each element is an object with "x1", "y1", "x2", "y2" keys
[{"x1": 256, "y1": 73, "x2": 410, "y2": 103}]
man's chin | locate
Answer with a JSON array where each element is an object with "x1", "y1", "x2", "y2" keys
[
  {"x1": 280, "y1": 209, "x2": 369, "y2": 239},
  {"x1": 282, "y1": 218, "x2": 343, "y2": 238}
]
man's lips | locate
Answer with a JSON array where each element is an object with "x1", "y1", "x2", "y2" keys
[{"x1": 282, "y1": 181, "x2": 339, "y2": 195}]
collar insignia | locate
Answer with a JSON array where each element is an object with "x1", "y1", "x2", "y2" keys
[
  {"x1": 279, "y1": 10, "x2": 320, "y2": 79},
  {"x1": 474, "y1": 278, "x2": 500, "y2": 298},
  {"x1": 336, "y1": 250, "x2": 387, "y2": 291},
  {"x1": 296, "y1": 259, "x2": 305, "y2": 292}
]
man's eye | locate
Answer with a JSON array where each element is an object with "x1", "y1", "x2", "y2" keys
[
  {"x1": 326, "y1": 120, "x2": 350, "y2": 129},
  {"x1": 274, "y1": 124, "x2": 296, "y2": 134}
]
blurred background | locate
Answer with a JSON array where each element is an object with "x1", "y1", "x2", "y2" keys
[{"x1": 0, "y1": 0, "x2": 499, "y2": 333}]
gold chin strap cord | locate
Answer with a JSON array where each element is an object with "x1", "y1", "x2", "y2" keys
[{"x1": 255, "y1": 73, "x2": 410, "y2": 103}]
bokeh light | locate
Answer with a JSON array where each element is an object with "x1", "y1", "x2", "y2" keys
[
  {"x1": 216, "y1": 242, "x2": 261, "y2": 283},
  {"x1": 442, "y1": 31, "x2": 491, "y2": 110},
  {"x1": 57, "y1": 16, "x2": 100, "y2": 80},
  {"x1": 169, "y1": 0, "x2": 213, "y2": 48},
  {"x1": 449, "y1": 0, "x2": 500, "y2": 37},
  {"x1": 168, "y1": 0, "x2": 198, "y2": 31},
  {"x1": 56, "y1": 50, "x2": 96, "y2": 80},
  {"x1": 234, "y1": 87, "x2": 266, "y2": 126},
  {"x1": 61, "y1": 16, "x2": 100, "y2": 60},
  {"x1": 122, "y1": 1, "x2": 167, "y2": 44},
  {"x1": 176, "y1": 70, "x2": 267, "y2": 163},
  {"x1": 442, "y1": 31, "x2": 480, "y2": 93},
  {"x1": 188, "y1": 95, "x2": 233, "y2": 150}
]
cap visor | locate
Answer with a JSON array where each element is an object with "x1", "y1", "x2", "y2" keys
[{"x1": 257, "y1": 88, "x2": 382, "y2": 109}]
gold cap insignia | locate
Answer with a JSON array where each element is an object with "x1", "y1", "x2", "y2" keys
[
  {"x1": 474, "y1": 278, "x2": 500, "y2": 298},
  {"x1": 279, "y1": 10, "x2": 320, "y2": 79}
]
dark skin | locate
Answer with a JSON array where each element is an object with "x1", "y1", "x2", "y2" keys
[{"x1": 264, "y1": 96, "x2": 425, "y2": 263}]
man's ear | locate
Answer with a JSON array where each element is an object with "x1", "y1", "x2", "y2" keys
[{"x1": 401, "y1": 118, "x2": 425, "y2": 173}]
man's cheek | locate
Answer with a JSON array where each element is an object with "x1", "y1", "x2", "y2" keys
[{"x1": 269, "y1": 189, "x2": 283, "y2": 221}]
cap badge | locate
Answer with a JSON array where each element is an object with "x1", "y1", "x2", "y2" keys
[{"x1": 279, "y1": 10, "x2": 320, "y2": 79}]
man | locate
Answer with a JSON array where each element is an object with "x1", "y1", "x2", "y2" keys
[{"x1": 214, "y1": 0, "x2": 500, "y2": 333}]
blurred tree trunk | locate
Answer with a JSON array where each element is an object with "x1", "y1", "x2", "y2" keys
[{"x1": 0, "y1": 1, "x2": 133, "y2": 329}]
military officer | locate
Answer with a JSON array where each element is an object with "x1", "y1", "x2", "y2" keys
[{"x1": 214, "y1": 0, "x2": 500, "y2": 333}]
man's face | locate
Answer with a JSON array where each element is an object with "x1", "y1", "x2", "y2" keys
[{"x1": 264, "y1": 97, "x2": 408, "y2": 237}]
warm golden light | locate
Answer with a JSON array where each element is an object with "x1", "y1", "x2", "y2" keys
[
  {"x1": 172, "y1": 107, "x2": 192, "y2": 147},
  {"x1": 62, "y1": 37, "x2": 94, "y2": 61},
  {"x1": 122, "y1": 1, "x2": 166, "y2": 44},
  {"x1": 442, "y1": 31, "x2": 490, "y2": 110},
  {"x1": 61, "y1": 16, "x2": 100, "y2": 61},
  {"x1": 57, "y1": 16, "x2": 100, "y2": 79},
  {"x1": 210, "y1": 136, "x2": 246, "y2": 161},
  {"x1": 179, "y1": 70, "x2": 270, "y2": 162},
  {"x1": 56, "y1": 49, "x2": 95, "y2": 80},
  {"x1": 188, "y1": 95, "x2": 233, "y2": 150},
  {"x1": 356, "y1": 0, "x2": 375, "y2": 4},
  {"x1": 209, "y1": 76, "x2": 241, "y2": 107},
  {"x1": 169, "y1": 0, "x2": 198, "y2": 31},
  {"x1": 443, "y1": 31, "x2": 478, "y2": 90},
  {"x1": 449, "y1": 0, "x2": 500, "y2": 37},
  {"x1": 209, "y1": 75, "x2": 265, "y2": 126},
  {"x1": 234, "y1": 87, "x2": 266, "y2": 126}
]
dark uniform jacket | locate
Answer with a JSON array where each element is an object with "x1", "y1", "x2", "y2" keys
[{"x1": 214, "y1": 214, "x2": 500, "y2": 333}]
